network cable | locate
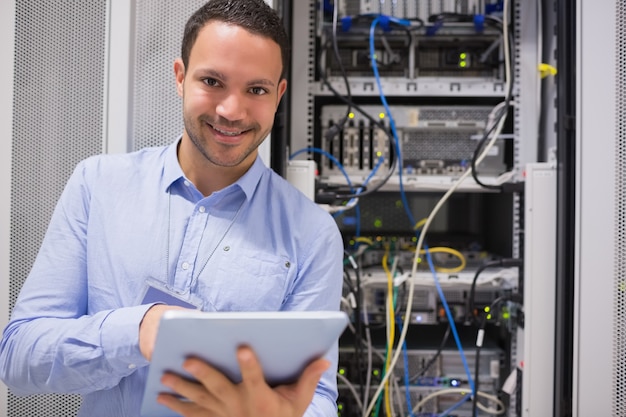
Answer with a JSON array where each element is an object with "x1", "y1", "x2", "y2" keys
[{"x1": 365, "y1": 0, "x2": 515, "y2": 413}]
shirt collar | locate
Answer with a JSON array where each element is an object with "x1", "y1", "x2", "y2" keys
[
  {"x1": 162, "y1": 136, "x2": 266, "y2": 200},
  {"x1": 162, "y1": 136, "x2": 185, "y2": 192},
  {"x1": 236, "y1": 154, "x2": 266, "y2": 200}
]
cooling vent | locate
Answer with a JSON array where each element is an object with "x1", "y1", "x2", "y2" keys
[{"x1": 10, "y1": 0, "x2": 106, "y2": 414}]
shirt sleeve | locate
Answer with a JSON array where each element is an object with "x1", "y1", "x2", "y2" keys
[
  {"x1": 0, "y1": 160, "x2": 151, "y2": 395},
  {"x1": 282, "y1": 213, "x2": 345, "y2": 417}
]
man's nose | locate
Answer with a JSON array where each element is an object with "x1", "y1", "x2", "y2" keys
[{"x1": 215, "y1": 92, "x2": 247, "y2": 121}]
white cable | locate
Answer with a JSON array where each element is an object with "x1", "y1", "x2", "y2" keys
[
  {"x1": 337, "y1": 372, "x2": 364, "y2": 411},
  {"x1": 391, "y1": 374, "x2": 402, "y2": 417},
  {"x1": 363, "y1": 0, "x2": 512, "y2": 414},
  {"x1": 411, "y1": 387, "x2": 507, "y2": 415},
  {"x1": 361, "y1": 284, "x2": 374, "y2": 417}
]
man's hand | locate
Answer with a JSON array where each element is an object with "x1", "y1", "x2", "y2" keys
[
  {"x1": 139, "y1": 304, "x2": 186, "y2": 361},
  {"x1": 157, "y1": 346, "x2": 330, "y2": 417}
]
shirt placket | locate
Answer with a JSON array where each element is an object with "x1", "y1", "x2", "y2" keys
[{"x1": 170, "y1": 202, "x2": 210, "y2": 294}]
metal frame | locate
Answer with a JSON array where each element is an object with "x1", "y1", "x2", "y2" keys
[
  {"x1": 573, "y1": 1, "x2": 619, "y2": 415},
  {"x1": 0, "y1": 1, "x2": 15, "y2": 414},
  {"x1": 104, "y1": 0, "x2": 135, "y2": 154},
  {"x1": 521, "y1": 162, "x2": 557, "y2": 416}
]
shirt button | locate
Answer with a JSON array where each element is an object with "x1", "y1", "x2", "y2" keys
[
  {"x1": 182, "y1": 262, "x2": 190, "y2": 270},
  {"x1": 198, "y1": 206, "x2": 206, "y2": 213},
  {"x1": 184, "y1": 180, "x2": 190, "y2": 187},
  {"x1": 128, "y1": 363, "x2": 136, "y2": 369}
]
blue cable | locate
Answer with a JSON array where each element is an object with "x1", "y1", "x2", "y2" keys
[
  {"x1": 289, "y1": 148, "x2": 383, "y2": 238},
  {"x1": 289, "y1": 147, "x2": 359, "y2": 235},
  {"x1": 289, "y1": 147, "x2": 351, "y2": 185},
  {"x1": 397, "y1": 315, "x2": 416, "y2": 417},
  {"x1": 439, "y1": 393, "x2": 472, "y2": 416},
  {"x1": 369, "y1": 16, "x2": 477, "y2": 398},
  {"x1": 369, "y1": 18, "x2": 413, "y2": 227},
  {"x1": 424, "y1": 247, "x2": 476, "y2": 394}
]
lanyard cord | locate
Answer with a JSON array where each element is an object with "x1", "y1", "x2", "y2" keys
[{"x1": 166, "y1": 187, "x2": 246, "y2": 292}]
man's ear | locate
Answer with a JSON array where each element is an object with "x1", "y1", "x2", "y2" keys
[
  {"x1": 277, "y1": 78, "x2": 288, "y2": 104},
  {"x1": 174, "y1": 58, "x2": 185, "y2": 97}
]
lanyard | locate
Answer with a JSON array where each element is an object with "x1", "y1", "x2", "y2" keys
[{"x1": 165, "y1": 186, "x2": 246, "y2": 294}]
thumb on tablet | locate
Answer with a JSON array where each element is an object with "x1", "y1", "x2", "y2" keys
[
  {"x1": 300, "y1": 358, "x2": 330, "y2": 385},
  {"x1": 276, "y1": 357, "x2": 330, "y2": 410}
]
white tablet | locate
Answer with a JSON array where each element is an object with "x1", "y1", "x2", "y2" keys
[{"x1": 140, "y1": 310, "x2": 349, "y2": 417}]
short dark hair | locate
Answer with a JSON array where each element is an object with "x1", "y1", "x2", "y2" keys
[{"x1": 181, "y1": 0, "x2": 290, "y2": 79}]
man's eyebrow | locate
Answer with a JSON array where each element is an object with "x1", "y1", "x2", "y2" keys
[
  {"x1": 247, "y1": 79, "x2": 276, "y2": 88},
  {"x1": 193, "y1": 68, "x2": 227, "y2": 80},
  {"x1": 193, "y1": 68, "x2": 276, "y2": 88}
]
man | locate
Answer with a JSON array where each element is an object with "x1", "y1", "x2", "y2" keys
[{"x1": 0, "y1": 1, "x2": 344, "y2": 416}]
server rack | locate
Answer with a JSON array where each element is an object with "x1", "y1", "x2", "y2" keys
[{"x1": 288, "y1": 1, "x2": 554, "y2": 416}]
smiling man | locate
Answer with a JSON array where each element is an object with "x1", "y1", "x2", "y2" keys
[
  {"x1": 175, "y1": 15, "x2": 287, "y2": 195},
  {"x1": 0, "y1": 1, "x2": 344, "y2": 416}
]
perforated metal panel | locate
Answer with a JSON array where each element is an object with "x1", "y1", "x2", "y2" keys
[
  {"x1": 614, "y1": 2, "x2": 626, "y2": 414},
  {"x1": 131, "y1": 0, "x2": 208, "y2": 151},
  {"x1": 8, "y1": 0, "x2": 107, "y2": 415}
]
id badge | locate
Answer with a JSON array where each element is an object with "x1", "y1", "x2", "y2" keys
[{"x1": 140, "y1": 283, "x2": 200, "y2": 309}]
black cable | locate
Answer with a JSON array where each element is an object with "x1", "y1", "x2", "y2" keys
[
  {"x1": 409, "y1": 324, "x2": 451, "y2": 383},
  {"x1": 317, "y1": 66, "x2": 399, "y2": 200},
  {"x1": 470, "y1": 95, "x2": 513, "y2": 191},
  {"x1": 472, "y1": 293, "x2": 522, "y2": 416},
  {"x1": 466, "y1": 258, "x2": 523, "y2": 325},
  {"x1": 343, "y1": 250, "x2": 365, "y2": 403},
  {"x1": 324, "y1": 4, "x2": 353, "y2": 143},
  {"x1": 317, "y1": 14, "x2": 406, "y2": 200},
  {"x1": 469, "y1": 13, "x2": 516, "y2": 191},
  {"x1": 427, "y1": 12, "x2": 503, "y2": 29}
]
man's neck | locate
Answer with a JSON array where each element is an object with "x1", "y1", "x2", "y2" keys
[{"x1": 177, "y1": 138, "x2": 254, "y2": 197}]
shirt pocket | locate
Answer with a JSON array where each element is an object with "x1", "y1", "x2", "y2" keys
[{"x1": 197, "y1": 249, "x2": 292, "y2": 312}]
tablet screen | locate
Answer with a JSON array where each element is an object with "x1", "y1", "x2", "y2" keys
[{"x1": 140, "y1": 310, "x2": 349, "y2": 417}]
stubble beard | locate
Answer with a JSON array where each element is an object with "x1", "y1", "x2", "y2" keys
[{"x1": 184, "y1": 113, "x2": 267, "y2": 168}]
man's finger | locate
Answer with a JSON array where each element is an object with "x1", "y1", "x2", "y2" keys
[
  {"x1": 182, "y1": 357, "x2": 236, "y2": 401},
  {"x1": 295, "y1": 358, "x2": 330, "y2": 398},
  {"x1": 160, "y1": 371, "x2": 217, "y2": 406},
  {"x1": 237, "y1": 345, "x2": 267, "y2": 387},
  {"x1": 157, "y1": 392, "x2": 207, "y2": 417},
  {"x1": 274, "y1": 358, "x2": 330, "y2": 415}
]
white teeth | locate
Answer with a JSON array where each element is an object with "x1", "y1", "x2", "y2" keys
[{"x1": 213, "y1": 126, "x2": 243, "y2": 136}]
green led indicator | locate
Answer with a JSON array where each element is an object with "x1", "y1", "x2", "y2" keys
[
  {"x1": 339, "y1": 368, "x2": 346, "y2": 375},
  {"x1": 373, "y1": 369, "x2": 380, "y2": 376},
  {"x1": 374, "y1": 219, "x2": 383, "y2": 228},
  {"x1": 502, "y1": 312, "x2": 510, "y2": 319},
  {"x1": 459, "y1": 52, "x2": 468, "y2": 68},
  {"x1": 484, "y1": 306, "x2": 491, "y2": 313},
  {"x1": 338, "y1": 404, "x2": 344, "y2": 410}
]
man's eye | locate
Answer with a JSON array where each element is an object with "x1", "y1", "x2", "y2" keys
[
  {"x1": 250, "y1": 87, "x2": 267, "y2": 95},
  {"x1": 203, "y1": 78, "x2": 219, "y2": 87}
]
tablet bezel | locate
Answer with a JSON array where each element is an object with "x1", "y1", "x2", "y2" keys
[{"x1": 140, "y1": 310, "x2": 349, "y2": 417}]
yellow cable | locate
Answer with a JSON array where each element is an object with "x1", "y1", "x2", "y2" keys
[
  {"x1": 354, "y1": 236, "x2": 375, "y2": 246},
  {"x1": 413, "y1": 218, "x2": 427, "y2": 231},
  {"x1": 413, "y1": 218, "x2": 467, "y2": 271},
  {"x1": 538, "y1": 63, "x2": 557, "y2": 78},
  {"x1": 381, "y1": 245, "x2": 395, "y2": 417},
  {"x1": 408, "y1": 246, "x2": 467, "y2": 273}
]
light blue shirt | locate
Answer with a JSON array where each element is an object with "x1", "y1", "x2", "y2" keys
[{"x1": 0, "y1": 139, "x2": 344, "y2": 417}]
